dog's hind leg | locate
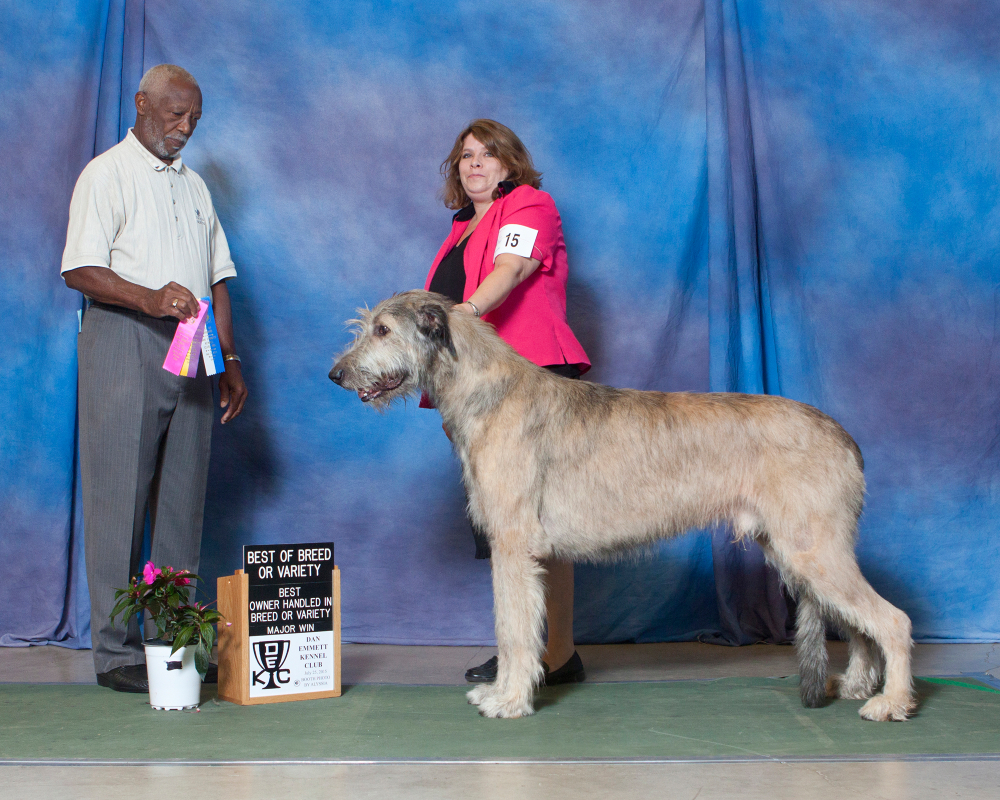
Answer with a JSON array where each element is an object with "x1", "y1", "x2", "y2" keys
[
  {"x1": 787, "y1": 550, "x2": 914, "y2": 721},
  {"x1": 830, "y1": 628, "x2": 883, "y2": 700},
  {"x1": 794, "y1": 592, "x2": 829, "y2": 708},
  {"x1": 467, "y1": 543, "x2": 546, "y2": 718}
]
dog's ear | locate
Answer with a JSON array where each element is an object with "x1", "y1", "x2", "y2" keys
[{"x1": 416, "y1": 302, "x2": 457, "y2": 358}]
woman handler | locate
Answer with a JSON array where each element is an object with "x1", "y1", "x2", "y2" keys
[{"x1": 425, "y1": 119, "x2": 590, "y2": 685}]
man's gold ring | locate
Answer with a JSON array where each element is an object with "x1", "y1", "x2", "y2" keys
[{"x1": 171, "y1": 299, "x2": 179, "y2": 308}]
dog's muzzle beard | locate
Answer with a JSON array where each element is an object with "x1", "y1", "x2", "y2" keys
[
  {"x1": 329, "y1": 364, "x2": 410, "y2": 404},
  {"x1": 355, "y1": 372, "x2": 407, "y2": 403}
]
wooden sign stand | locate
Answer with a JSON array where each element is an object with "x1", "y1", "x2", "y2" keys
[{"x1": 216, "y1": 567, "x2": 341, "y2": 705}]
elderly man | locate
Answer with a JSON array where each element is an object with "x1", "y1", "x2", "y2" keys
[{"x1": 62, "y1": 64, "x2": 247, "y2": 693}]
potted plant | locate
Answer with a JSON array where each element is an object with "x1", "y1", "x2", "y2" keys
[{"x1": 110, "y1": 561, "x2": 223, "y2": 710}]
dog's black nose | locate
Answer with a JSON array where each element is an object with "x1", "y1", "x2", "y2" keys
[{"x1": 329, "y1": 367, "x2": 344, "y2": 384}]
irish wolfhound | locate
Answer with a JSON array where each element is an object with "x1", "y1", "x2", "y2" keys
[{"x1": 330, "y1": 290, "x2": 914, "y2": 721}]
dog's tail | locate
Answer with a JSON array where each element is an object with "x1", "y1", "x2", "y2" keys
[{"x1": 795, "y1": 593, "x2": 829, "y2": 708}]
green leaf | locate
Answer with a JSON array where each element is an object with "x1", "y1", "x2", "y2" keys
[
  {"x1": 200, "y1": 622, "x2": 214, "y2": 651},
  {"x1": 109, "y1": 599, "x2": 128, "y2": 623},
  {"x1": 194, "y1": 644, "x2": 209, "y2": 677},
  {"x1": 171, "y1": 627, "x2": 193, "y2": 653}
]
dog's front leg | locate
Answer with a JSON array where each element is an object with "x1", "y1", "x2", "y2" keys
[{"x1": 467, "y1": 546, "x2": 546, "y2": 718}]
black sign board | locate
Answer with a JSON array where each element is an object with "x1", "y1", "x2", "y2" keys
[{"x1": 243, "y1": 543, "x2": 334, "y2": 638}]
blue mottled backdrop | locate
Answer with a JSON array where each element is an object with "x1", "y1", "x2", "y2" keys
[{"x1": 2, "y1": 0, "x2": 998, "y2": 649}]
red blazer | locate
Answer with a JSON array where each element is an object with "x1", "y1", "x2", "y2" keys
[{"x1": 424, "y1": 184, "x2": 591, "y2": 372}]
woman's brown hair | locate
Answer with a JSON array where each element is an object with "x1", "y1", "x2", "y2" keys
[{"x1": 440, "y1": 119, "x2": 543, "y2": 210}]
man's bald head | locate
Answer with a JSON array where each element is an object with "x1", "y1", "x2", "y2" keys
[{"x1": 133, "y1": 65, "x2": 202, "y2": 164}]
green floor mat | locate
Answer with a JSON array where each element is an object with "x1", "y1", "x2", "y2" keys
[{"x1": 2, "y1": 678, "x2": 998, "y2": 762}]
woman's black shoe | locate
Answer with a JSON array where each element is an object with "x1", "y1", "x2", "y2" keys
[
  {"x1": 464, "y1": 652, "x2": 586, "y2": 685},
  {"x1": 464, "y1": 655, "x2": 498, "y2": 683},
  {"x1": 542, "y1": 651, "x2": 586, "y2": 686}
]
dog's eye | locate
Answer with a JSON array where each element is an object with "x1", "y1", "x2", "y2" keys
[{"x1": 375, "y1": 325, "x2": 390, "y2": 337}]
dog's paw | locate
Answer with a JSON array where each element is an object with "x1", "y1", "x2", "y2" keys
[
  {"x1": 476, "y1": 691, "x2": 535, "y2": 719},
  {"x1": 466, "y1": 684, "x2": 494, "y2": 707},
  {"x1": 859, "y1": 693, "x2": 914, "y2": 722}
]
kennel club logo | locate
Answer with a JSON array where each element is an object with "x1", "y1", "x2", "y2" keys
[{"x1": 252, "y1": 639, "x2": 291, "y2": 689}]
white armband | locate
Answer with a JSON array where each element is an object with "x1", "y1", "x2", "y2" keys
[{"x1": 493, "y1": 224, "x2": 539, "y2": 261}]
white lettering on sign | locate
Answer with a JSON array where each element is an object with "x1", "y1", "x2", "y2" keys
[
  {"x1": 493, "y1": 224, "x2": 538, "y2": 260},
  {"x1": 295, "y1": 608, "x2": 332, "y2": 620},
  {"x1": 276, "y1": 563, "x2": 322, "y2": 578},
  {"x1": 265, "y1": 624, "x2": 296, "y2": 634},
  {"x1": 297, "y1": 547, "x2": 332, "y2": 562},
  {"x1": 281, "y1": 597, "x2": 323, "y2": 609}
]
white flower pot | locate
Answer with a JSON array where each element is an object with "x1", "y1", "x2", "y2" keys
[{"x1": 144, "y1": 641, "x2": 202, "y2": 710}]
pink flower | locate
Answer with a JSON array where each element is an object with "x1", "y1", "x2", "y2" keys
[
  {"x1": 174, "y1": 573, "x2": 191, "y2": 587},
  {"x1": 142, "y1": 561, "x2": 161, "y2": 585}
]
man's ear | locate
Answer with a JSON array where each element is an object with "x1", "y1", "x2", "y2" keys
[{"x1": 416, "y1": 302, "x2": 457, "y2": 358}]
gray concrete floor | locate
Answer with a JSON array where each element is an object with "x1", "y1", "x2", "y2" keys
[
  {"x1": 2, "y1": 642, "x2": 999, "y2": 798},
  {"x1": 3, "y1": 640, "x2": 999, "y2": 684},
  {"x1": 4, "y1": 761, "x2": 1000, "y2": 800}
]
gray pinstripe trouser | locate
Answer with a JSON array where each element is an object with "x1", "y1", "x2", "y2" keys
[{"x1": 78, "y1": 304, "x2": 213, "y2": 674}]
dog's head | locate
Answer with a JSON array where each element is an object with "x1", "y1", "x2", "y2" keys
[{"x1": 329, "y1": 290, "x2": 456, "y2": 409}]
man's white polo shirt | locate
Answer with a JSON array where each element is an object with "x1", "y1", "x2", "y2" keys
[{"x1": 62, "y1": 129, "x2": 237, "y2": 300}]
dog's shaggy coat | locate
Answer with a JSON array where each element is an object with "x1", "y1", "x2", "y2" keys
[{"x1": 330, "y1": 291, "x2": 915, "y2": 721}]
